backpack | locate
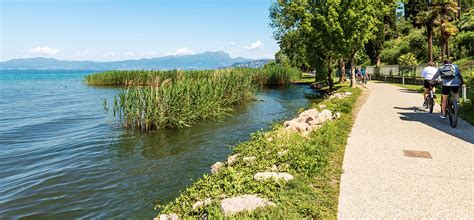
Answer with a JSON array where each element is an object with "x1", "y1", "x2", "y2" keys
[{"x1": 440, "y1": 64, "x2": 456, "y2": 79}]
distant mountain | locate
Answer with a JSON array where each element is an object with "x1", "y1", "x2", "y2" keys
[
  {"x1": 0, "y1": 51, "x2": 253, "y2": 70},
  {"x1": 230, "y1": 59, "x2": 273, "y2": 68}
]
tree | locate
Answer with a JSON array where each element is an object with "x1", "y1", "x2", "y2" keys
[
  {"x1": 437, "y1": 1, "x2": 459, "y2": 60},
  {"x1": 365, "y1": 0, "x2": 398, "y2": 66},
  {"x1": 339, "y1": 0, "x2": 381, "y2": 87},
  {"x1": 416, "y1": 3, "x2": 439, "y2": 62}
]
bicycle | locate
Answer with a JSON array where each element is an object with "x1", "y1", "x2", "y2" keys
[
  {"x1": 445, "y1": 90, "x2": 459, "y2": 128},
  {"x1": 424, "y1": 84, "x2": 436, "y2": 113}
]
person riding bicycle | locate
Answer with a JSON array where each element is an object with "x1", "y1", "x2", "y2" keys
[
  {"x1": 361, "y1": 67, "x2": 367, "y2": 82},
  {"x1": 421, "y1": 61, "x2": 438, "y2": 108},
  {"x1": 430, "y1": 60, "x2": 464, "y2": 119}
]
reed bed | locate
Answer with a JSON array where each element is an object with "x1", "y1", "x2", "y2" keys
[
  {"x1": 109, "y1": 71, "x2": 256, "y2": 130},
  {"x1": 89, "y1": 65, "x2": 302, "y2": 130},
  {"x1": 85, "y1": 66, "x2": 301, "y2": 87}
]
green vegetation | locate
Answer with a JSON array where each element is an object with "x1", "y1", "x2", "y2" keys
[
  {"x1": 270, "y1": 0, "x2": 396, "y2": 88},
  {"x1": 86, "y1": 65, "x2": 302, "y2": 130},
  {"x1": 157, "y1": 85, "x2": 361, "y2": 218},
  {"x1": 85, "y1": 65, "x2": 301, "y2": 87}
]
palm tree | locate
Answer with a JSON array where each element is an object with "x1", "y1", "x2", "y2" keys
[
  {"x1": 416, "y1": 6, "x2": 438, "y2": 62},
  {"x1": 437, "y1": 1, "x2": 458, "y2": 60}
]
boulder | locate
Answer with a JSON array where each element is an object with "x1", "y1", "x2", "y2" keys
[
  {"x1": 211, "y1": 162, "x2": 224, "y2": 174},
  {"x1": 220, "y1": 195, "x2": 276, "y2": 216},
  {"x1": 157, "y1": 213, "x2": 179, "y2": 220},
  {"x1": 243, "y1": 156, "x2": 256, "y2": 162},
  {"x1": 192, "y1": 198, "x2": 212, "y2": 210},
  {"x1": 227, "y1": 154, "x2": 240, "y2": 165},
  {"x1": 319, "y1": 104, "x2": 327, "y2": 109},
  {"x1": 317, "y1": 110, "x2": 333, "y2": 122},
  {"x1": 333, "y1": 112, "x2": 341, "y2": 119},
  {"x1": 299, "y1": 109, "x2": 319, "y2": 119},
  {"x1": 344, "y1": 92, "x2": 352, "y2": 96},
  {"x1": 253, "y1": 172, "x2": 294, "y2": 182}
]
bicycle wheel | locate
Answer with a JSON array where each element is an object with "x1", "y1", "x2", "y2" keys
[
  {"x1": 428, "y1": 98, "x2": 434, "y2": 113},
  {"x1": 448, "y1": 99, "x2": 458, "y2": 128},
  {"x1": 428, "y1": 91, "x2": 434, "y2": 113}
]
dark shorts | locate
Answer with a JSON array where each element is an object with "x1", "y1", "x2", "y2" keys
[
  {"x1": 423, "y1": 80, "x2": 432, "y2": 89},
  {"x1": 441, "y1": 85, "x2": 460, "y2": 95}
]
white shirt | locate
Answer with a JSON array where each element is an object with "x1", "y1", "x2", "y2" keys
[{"x1": 421, "y1": 66, "x2": 438, "y2": 80}]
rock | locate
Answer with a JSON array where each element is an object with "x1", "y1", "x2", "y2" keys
[
  {"x1": 344, "y1": 92, "x2": 352, "y2": 96},
  {"x1": 284, "y1": 119, "x2": 308, "y2": 132},
  {"x1": 192, "y1": 198, "x2": 212, "y2": 210},
  {"x1": 227, "y1": 154, "x2": 240, "y2": 165},
  {"x1": 220, "y1": 195, "x2": 276, "y2": 216},
  {"x1": 270, "y1": 165, "x2": 278, "y2": 171},
  {"x1": 243, "y1": 156, "x2": 256, "y2": 162},
  {"x1": 253, "y1": 172, "x2": 294, "y2": 182},
  {"x1": 277, "y1": 150, "x2": 288, "y2": 156},
  {"x1": 334, "y1": 112, "x2": 341, "y2": 119},
  {"x1": 211, "y1": 162, "x2": 224, "y2": 174},
  {"x1": 157, "y1": 213, "x2": 179, "y2": 220},
  {"x1": 299, "y1": 109, "x2": 319, "y2": 119},
  {"x1": 317, "y1": 110, "x2": 333, "y2": 122},
  {"x1": 319, "y1": 104, "x2": 327, "y2": 109}
]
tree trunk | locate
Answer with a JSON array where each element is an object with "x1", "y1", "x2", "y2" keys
[
  {"x1": 376, "y1": 56, "x2": 381, "y2": 67},
  {"x1": 350, "y1": 52, "x2": 356, "y2": 88},
  {"x1": 446, "y1": 38, "x2": 450, "y2": 59},
  {"x1": 327, "y1": 57, "x2": 334, "y2": 89},
  {"x1": 339, "y1": 58, "x2": 345, "y2": 83},
  {"x1": 427, "y1": 26, "x2": 433, "y2": 62},
  {"x1": 441, "y1": 37, "x2": 445, "y2": 61}
]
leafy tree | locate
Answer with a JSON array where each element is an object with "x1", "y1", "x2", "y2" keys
[
  {"x1": 339, "y1": 0, "x2": 381, "y2": 87},
  {"x1": 365, "y1": 0, "x2": 398, "y2": 66},
  {"x1": 398, "y1": 52, "x2": 418, "y2": 65}
]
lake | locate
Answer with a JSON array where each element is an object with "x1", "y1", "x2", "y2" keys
[{"x1": 0, "y1": 70, "x2": 313, "y2": 218}]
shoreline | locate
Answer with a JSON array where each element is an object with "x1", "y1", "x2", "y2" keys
[{"x1": 157, "y1": 83, "x2": 363, "y2": 218}]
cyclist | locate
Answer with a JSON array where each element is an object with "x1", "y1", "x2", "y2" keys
[
  {"x1": 361, "y1": 66, "x2": 367, "y2": 83},
  {"x1": 430, "y1": 60, "x2": 464, "y2": 119},
  {"x1": 421, "y1": 61, "x2": 438, "y2": 108}
]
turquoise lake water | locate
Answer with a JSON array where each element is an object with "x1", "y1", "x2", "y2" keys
[{"x1": 0, "y1": 70, "x2": 313, "y2": 218}]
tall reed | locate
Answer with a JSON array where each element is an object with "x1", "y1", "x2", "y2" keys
[
  {"x1": 109, "y1": 71, "x2": 256, "y2": 130},
  {"x1": 89, "y1": 65, "x2": 302, "y2": 130}
]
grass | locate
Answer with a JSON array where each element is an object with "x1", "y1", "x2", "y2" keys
[
  {"x1": 156, "y1": 84, "x2": 361, "y2": 218},
  {"x1": 88, "y1": 65, "x2": 302, "y2": 130}
]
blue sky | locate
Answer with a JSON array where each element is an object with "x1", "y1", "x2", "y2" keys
[{"x1": 0, "y1": 0, "x2": 279, "y2": 61}]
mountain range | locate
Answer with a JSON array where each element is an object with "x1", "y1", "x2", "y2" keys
[{"x1": 0, "y1": 51, "x2": 272, "y2": 70}]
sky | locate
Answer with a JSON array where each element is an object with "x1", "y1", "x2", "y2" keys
[{"x1": 0, "y1": 0, "x2": 279, "y2": 61}]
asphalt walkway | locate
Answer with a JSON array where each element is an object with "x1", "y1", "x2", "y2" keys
[{"x1": 338, "y1": 82, "x2": 473, "y2": 218}]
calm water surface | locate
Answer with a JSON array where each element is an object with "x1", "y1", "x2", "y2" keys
[{"x1": 0, "y1": 70, "x2": 313, "y2": 219}]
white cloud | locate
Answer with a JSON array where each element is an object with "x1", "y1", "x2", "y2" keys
[
  {"x1": 103, "y1": 52, "x2": 117, "y2": 57},
  {"x1": 230, "y1": 42, "x2": 235, "y2": 46},
  {"x1": 166, "y1": 48, "x2": 194, "y2": 56},
  {"x1": 244, "y1": 40, "x2": 264, "y2": 51},
  {"x1": 30, "y1": 47, "x2": 60, "y2": 55},
  {"x1": 76, "y1": 50, "x2": 89, "y2": 56},
  {"x1": 124, "y1": 51, "x2": 136, "y2": 56}
]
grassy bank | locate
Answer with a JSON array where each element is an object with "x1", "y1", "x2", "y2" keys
[
  {"x1": 91, "y1": 66, "x2": 302, "y2": 130},
  {"x1": 156, "y1": 84, "x2": 361, "y2": 218}
]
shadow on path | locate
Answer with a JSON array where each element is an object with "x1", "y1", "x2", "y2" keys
[{"x1": 395, "y1": 107, "x2": 474, "y2": 144}]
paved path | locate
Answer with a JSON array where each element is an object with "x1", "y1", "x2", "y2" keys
[{"x1": 338, "y1": 82, "x2": 473, "y2": 218}]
